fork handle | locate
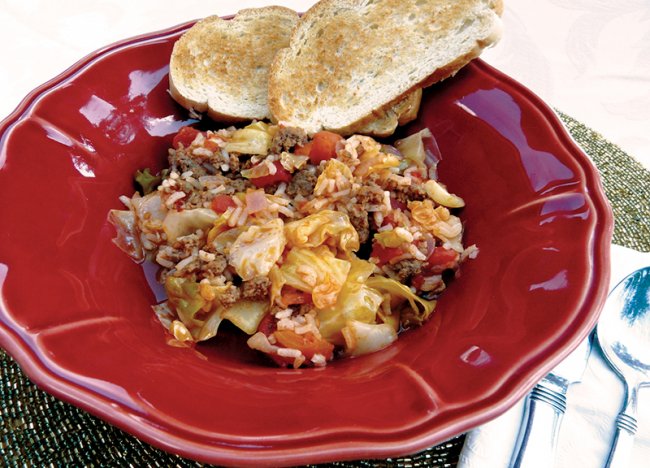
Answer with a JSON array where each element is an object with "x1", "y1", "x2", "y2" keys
[
  {"x1": 510, "y1": 382, "x2": 566, "y2": 468},
  {"x1": 606, "y1": 384, "x2": 639, "y2": 468}
]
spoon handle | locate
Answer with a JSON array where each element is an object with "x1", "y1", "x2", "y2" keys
[{"x1": 606, "y1": 384, "x2": 639, "y2": 468}]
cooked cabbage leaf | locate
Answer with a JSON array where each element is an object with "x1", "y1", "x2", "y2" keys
[
  {"x1": 132, "y1": 192, "x2": 167, "y2": 230},
  {"x1": 164, "y1": 277, "x2": 267, "y2": 341},
  {"x1": 314, "y1": 159, "x2": 353, "y2": 194},
  {"x1": 279, "y1": 246, "x2": 350, "y2": 309},
  {"x1": 284, "y1": 210, "x2": 359, "y2": 253},
  {"x1": 221, "y1": 300, "x2": 268, "y2": 336},
  {"x1": 108, "y1": 209, "x2": 144, "y2": 262},
  {"x1": 341, "y1": 320, "x2": 398, "y2": 356},
  {"x1": 374, "y1": 229, "x2": 410, "y2": 248},
  {"x1": 163, "y1": 208, "x2": 218, "y2": 243},
  {"x1": 317, "y1": 257, "x2": 384, "y2": 346},
  {"x1": 366, "y1": 276, "x2": 437, "y2": 325},
  {"x1": 224, "y1": 121, "x2": 273, "y2": 155},
  {"x1": 228, "y1": 218, "x2": 286, "y2": 281},
  {"x1": 394, "y1": 128, "x2": 430, "y2": 165}
]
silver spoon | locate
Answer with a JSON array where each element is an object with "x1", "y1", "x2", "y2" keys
[{"x1": 596, "y1": 266, "x2": 650, "y2": 468}]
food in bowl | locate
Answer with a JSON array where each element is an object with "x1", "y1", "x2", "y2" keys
[{"x1": 109, "y1": 122, "x2": 476, "y2": 367}]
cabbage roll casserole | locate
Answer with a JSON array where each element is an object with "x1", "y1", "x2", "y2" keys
[{"x1": 109, "y1": 123, "x2": 476, "y2": 368}]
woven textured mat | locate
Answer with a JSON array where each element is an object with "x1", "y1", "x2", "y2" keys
[{"x1": 1, "y1": 112, "x2": 649, "y2": 467}]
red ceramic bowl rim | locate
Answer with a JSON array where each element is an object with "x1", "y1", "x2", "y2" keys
[{"x1": 0, "y1": 19, "x2": 613, "y2": 467}]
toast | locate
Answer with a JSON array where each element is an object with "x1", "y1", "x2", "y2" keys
[
  {"x1": 169, "y1": 7, "x2": 300, "y2": 122},
  {"x1": 348, "y1": 88, "x2": 422, "y2": 137},
  {"x1": 268, "y1": 0, "x2": 503, "y2": 134},
  {"x1": 169, "y1": 5, "x2": 422, "y2": 135}
]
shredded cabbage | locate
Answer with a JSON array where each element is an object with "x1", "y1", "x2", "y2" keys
[
  {"x1": 314, "y1": 159, "x2": 353, "y2": 194},
  {"x1": 162, "y1": 208, "x2": 218, "y2": 243},
  {"x1": 108, "y1": 209, "x2": 144, "y2": 262},
  {"x1": 280, "y1": 151, "x2": 309, "y2": 172},
  {"x1": 221, "y1": 300, "x2": 268, "y2": 335},
  {"x1": 366, "y1": 276, "x2": 437, "y2": 325},
  {"x1": 209, "y1": 224, "x2": 245, "y2": 252},
  {"x1": 341, "y1": 320, "x2": 398, "y2": 356},
  {"x1": 284, "y1": 210, "x2": 359, "y2": 253},
  {"x1": 165, "y1": 277, "x2": 209, "y2": 328},
  {"x1": 409, "y1": 200, "x2": 464, "y2": 252},
  {"x1": 132, "y1": 192, "x2": 167, "y2": 230},
  {"x1": 164, "y1": 277, "x2": 267, "y2": 341},
  {"x1": 394, "y1": 128, "x2": 431, "y2": 166},
  {"x1": 224, "y1": 121, "x2": 273, "y2": 155},
  {"x1": 268, "y1": 265, "x2": 286, "y2": 306},
  {"x1": 374, "y1": 229, "x2": 408, "y2": 248},
  {"x1": 279, "y1": 246, "x2": 351, "y2": 309},
  {"x1": 355, "y1": 148, "x2": 400, "y2": 177},
  {"x1": 317, "y1": 257, "x2": 384, "y2": 346},
  {"x1": 228, "y1": 218, "x2": 286, "y2": 280}
]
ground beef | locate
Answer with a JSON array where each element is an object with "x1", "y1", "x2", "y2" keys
[
  {"x1": 386, "y1": 259, "x2": 424, "y2": 283},
  {"x1": 222, "y1": 175, "x2": 253, "y2": 194},
  {"x1": 241, "y1": 276, "x2": 271, "y2": 301},
  {"x1": 228, "y1": 153, "x2": 240, "y2": 173},
  {"x1": 239, "y1": 157, "x2": 254, "y2": 171},
  {"x1": 381, "y1": 178, "x2": 427, "y2": 205},
  {"x1": 355, "y1": 182, "x2": 385, "y2": 206},
  {"x1": 348, "y1": 205, "x2": 370, "y2": 244},
  {"x1": 168, "y1": 148, "x2": 209, "y2": 177},
  {"x1": 216, "y1": 284, "x2": 241, "y2": 307},
  {"x1": 286, "y1": 167, "x2": 318, "y2": 198},
  {"x1": 264, "y1": 183, "x2": 280, "y2": 194},
  {"x1": 270, "y1": 126, "x2": 308, "y2": 153},
  {"x1": 172, "y1": 233, "x2": 202, "y2": 253},
  {"x1": 200, "y1": 253, "x2": 228, "y2": 279}
]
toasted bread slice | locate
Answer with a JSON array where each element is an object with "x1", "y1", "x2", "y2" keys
[
  {"x1": 350, "y1": 88, "x2": 422, "y2": 137},
  {"x1": 269, "y1": 0, "x2": 503, "y2": 134},
  {"x1": 169, "y1": 7, "x2": 300, "y2": 122},
  {"x1": 170, "y1": 6, "x2": 422, "y2": 133}
]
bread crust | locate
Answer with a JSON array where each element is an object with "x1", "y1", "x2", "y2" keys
[{"x1": 268, "y1": 0, "x2": 503, "y2": 134}]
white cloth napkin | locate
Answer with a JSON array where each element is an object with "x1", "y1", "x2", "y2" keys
[{"x1": 459, "y1": 244, "x2": 650, "y2": 468}]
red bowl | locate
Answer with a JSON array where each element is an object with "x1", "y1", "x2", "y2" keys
[{"x1": 0, "y1": 20, "x2": 612, "y2": 467}]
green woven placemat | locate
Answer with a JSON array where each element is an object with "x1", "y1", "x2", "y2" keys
[{"x1": 1, "y1": 113, "x2": 649, "y2": 467}]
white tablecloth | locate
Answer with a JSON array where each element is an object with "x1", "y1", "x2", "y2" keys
[{"x1": 1, "y1": 0, "x2": 648, "y2": 170}]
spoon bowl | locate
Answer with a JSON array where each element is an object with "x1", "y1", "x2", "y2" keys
[{"x1": 597, "y1": 267, "x2": 650, "y2": 468}]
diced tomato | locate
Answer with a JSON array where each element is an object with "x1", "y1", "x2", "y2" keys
[
  {"x1": 250, "y1": 161, "x2": 293, "y2": 188},
  {"x1": 409, "y1": 170, "x2": 424, "y2": 181},
  {"x1": 425, "y1": 247, "x2": 459, "y2": 274},
  {"x1": 390, "y1": 197, "x2": 407, "y2": 211},
  {"x1": 258, "y1": 312, "x2": 277, "y2": 337},
  {"x1": 294, "y1": 141, "x2": 313, "y2": 156},
  {"x1": 308, "y1": 131, "x2": 343, "y2": 164},
  {"x1": 274, "y1": 330, "x2": 334, "y2": 361},
  {"x1": 203, "y1": 139, "x2": 220, "y2": 152},
  {"x1": 371, "y1": 241, "x2": 404, "y2": 267},
  {"x1": 210, "y1": 194, "x2": 236, "y2": 213},
  {"x1": 411, "y1": 274, "x2": 426, "y2": 290},
  {"x1": 172, "y1": 126, "x2": 201, "y2": 149},
  {"x1": 281, "y1": 287, "x2": 312, "y2": 306},
  {"x1": 255, "y1": 314, "x2": 292, "y2": 367}
]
